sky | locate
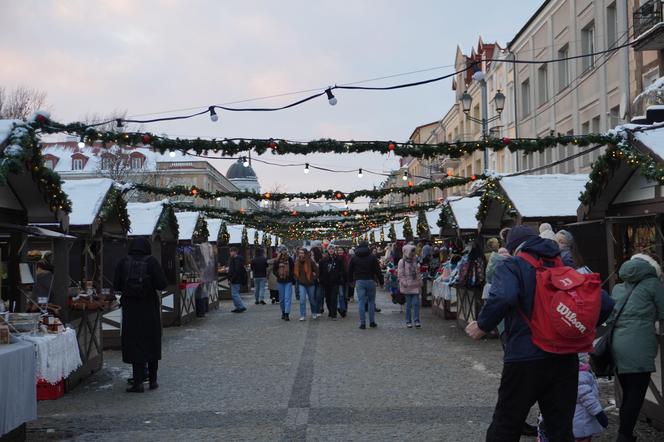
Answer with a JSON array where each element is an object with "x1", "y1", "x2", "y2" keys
[{"x1": 0, "y1": 0, "x2": 542, "y2": 207}]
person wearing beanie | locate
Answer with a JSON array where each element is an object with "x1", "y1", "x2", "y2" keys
[
  {"x1": 348, "y1": 241, "x2": 384, "y2": 329},
  {"x1": 539, "y1": 223, "x2": 557, "y2": 241},
  {"x1": 610, "y1": 253, "x2": 664, "y2": 441},
  {"x1": 465, "y1": 225, "x2": 615, "y2": 441}
]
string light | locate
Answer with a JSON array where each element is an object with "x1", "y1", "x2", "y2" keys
[
  {"x1": 209, "y1": 106, "x2": 219, "y2": 122},
  {"x1": 402, "y1": 171, "x2": 408, "y2": 181},
  {"x1": 306, "y1": 199, "x2": 310, "y2": 207},
  {"x1": 169, "y1": 151, "x2": 176, "y2": 157},
  {"x1": 304, "y1": 163, "x2": 310, "y2": 174},
  {"x1": 325, "y1": 88, "x2": 337, "y2": 106},
  {"x1": 77, "y1": 135, "x2": 85, "y2": 149},
  {"x1": 242, "y1": 156, "x2": 250, "y2": 167},
  {"x1": 358, "y1": 168, "x2": 363, "y2": 178}
]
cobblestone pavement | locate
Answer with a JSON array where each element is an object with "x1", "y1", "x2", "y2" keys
[{"x1": 28, "y1": 290, "x2": 663, "y2": 441}]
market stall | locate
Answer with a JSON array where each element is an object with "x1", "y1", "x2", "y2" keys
[
  {"x1": 204, "y1": 218, "x2": 223, "y2": 311},
  {"x1": 218, "y1": 224, "x2": 245, "y2": 300},
  {"x1": 578, "y1": 118, "x2": 664, "y2": 429},
  {"x1": 60, "y1": 178, "x2": 128, "y2": 389},
  {"x1": 174, "y1": 212, "x2": 209, "y2": 323}
]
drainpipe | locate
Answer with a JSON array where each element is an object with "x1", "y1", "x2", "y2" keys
[
  {"x1": 508, "y1": 49, "x2": 520, "y2": 171},
  {"x1": 618, "y1": 0, "x2": 631, "y2": 120}
]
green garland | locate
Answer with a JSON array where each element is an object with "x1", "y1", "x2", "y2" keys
[
  {"x1": 416, "y1": 209, "x2": 430, "y2": 238},
  {"x1": 475, "y1": 179, "x2": 517, "y2": 223},
  {"x1": 380, "y1": 228, "x2": 385, "y2": 243},
  {"x1": 192, "y1": 216, "x2": 209, "y2": 244},
  {"x1": 155, "y1": 204, "x2": 179, "y2": 238},
  {"x1": 402, "y1": 216, "x2": 414, "y2": 241},
  {"x1": 241, "y1": 227, "x2": 249, "y2": 246},
  {"x1": 218, "y1": 223, "x2": 230, "y2": 245},
  {"x1": 35, "y1": 118, "x2": 621, "y2": 159},
  {"x1": 388, "y1": 223, "x2": 397, "y2": 242},
  {"x1": 129, "y1": 175, "x2": 483, "y2": 203},
  {"x1": 437, "y1": 203, "x2": 457, "y2": 231},
  {"x1": 0, "y1": 118, "x2": 71, "y2": 213},
  {"x1": 99, "y1": 185, "x2": 130, "y2": 232}
]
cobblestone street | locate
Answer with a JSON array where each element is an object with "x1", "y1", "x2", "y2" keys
[{"x1": 28, "y1": 291, "x2": 663, "y2": 441}]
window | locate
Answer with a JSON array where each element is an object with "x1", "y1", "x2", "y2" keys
[
  {"x1": 537, "y1": 64, "x2": 549, "y2": 106},
  {"x1": 72, "y1": 158, "x2": 84, "y2": 170},
  {"x1": 606, "y1": 3, "x2": 618, "y2": 49},
  {"x1": 130, "y1": 156, "x2": 143, "y2": 169},
  {"x1": 609, "y1": 106, "x2": 621, "y2": 127},
  {"x1": 101, "y1": 157, "x2": 113, "y2": 170},
  {"x1": 581, "y1": 23, "x2": 595, "y2": 72},
  {"x1": 558, "y1": 45, "x2": 570, "y2": 91},
  {"x1": 521, "y1": 79, "x2": 531, "y2": 117},
  {"x1": 44, "y1": 159, "x2": 54, "y2": 170}
]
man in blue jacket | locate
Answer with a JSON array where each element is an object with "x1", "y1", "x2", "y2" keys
[{"x1": 466, "y1": 225, "x2": 614, "y2": 442}]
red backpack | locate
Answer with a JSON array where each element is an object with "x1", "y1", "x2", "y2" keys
[{"x1": 517, "y1": 252, "x2": 602, "y2": 354}]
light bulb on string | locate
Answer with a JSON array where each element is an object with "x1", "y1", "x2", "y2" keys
[
  {"x1": 209, "y1": 106, "x2": 219, "y2": 122},
  {"x1": 304, "y1": 163, "x2": 310, "y2": 174},
  {"x1": 305, "y1": 199, "x2": 310, "y2": 207},
  {"x1": 402, "y1": 171, "x2": 408, "y2": 181},
  {"x1": 169, "y1": 151, "x2": 176, "y2": 158},
  {"x1": 325, "y1": 88, "x2": 337, "y2": 106},
  {"x1": 344, "y1": 201, "x2": 349, "y2": 209},
  {"x1": 77, "y1": 135, "x2": 85, "y2": 149},
  {"x1": 358, "y1": 168, "x2": 363, "y2": 178},
  {"x1": 242, "y1": 156, "x2": 250, "y2": 167}
]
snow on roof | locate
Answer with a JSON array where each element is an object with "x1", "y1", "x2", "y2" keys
[
  {"x1": 61, "y1": 178, "x2": 114, "y2": 226},
  {"x1": 447, "y1": 196, "x2": 481, "y2": 230},
  {"x1": 206, "y1": 218, "x2": 223, "y2": 242},
  {"x1": 127, "y1": 201, "x2": 168, "y2": 236},
  {"x1": 175, "y1": 212, "x2": 201, "y2": 241},
  {"x1": 227, "y1": 225, "x2": 244, "y2": 244},
  {"x1": 247, "y1": 227, "x2": 264, "y2": 244},
  {"x1": 499, "y1": 174, "x2": 588, "y2": 218},
  {"x1": 634, "y1": 125, "x2": 664, "y2": 161},
  {"x1": 424, "y1": 208, "x2": 442, "y2": 235},
  {"x1": 0, "y1": 120, "x2": 23, "y2": 145}
]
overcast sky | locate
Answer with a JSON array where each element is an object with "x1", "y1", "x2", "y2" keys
[{"x1": 1, "y1": 0, "x2": 542, "y2": 207}]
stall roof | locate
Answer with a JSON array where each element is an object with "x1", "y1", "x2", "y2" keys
[
  {"x1": 61, "y1": 178, "x2": 114, "y2": 226},
  {"x1": 391, "y1": 216, "x2": 416, "y2": 241},
  {"x1": 127, "y1": 200, "x2": 168, "y2": 237},
  {"x1": 0, "y1": 222, "x2": 76, "y2": 239},
  {"x1": 448, "y1": 196, "x2": 481, "y2": 230},
  {"x1": 206, "y1": 219, "x2": 223, "y2": 243},
  {"x1": 424, "y1": 207, "x2": 442, "y2": 235},
  {"x1": 175, "y1": 212, "x2": 200, "y2": 241},
  {"x1": 227, "y1": 224, "x2": 244, "y2": 244},
  {"x1": 634, "y1": 125, "x2": 664, "y2": 160},
  {"x1": 499, "y1": 174, "x2": 588, "y2": 218}
]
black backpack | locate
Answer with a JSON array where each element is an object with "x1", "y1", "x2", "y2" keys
[{"x1": 123, "y1": 256, "x2": 152, "y2": 298}]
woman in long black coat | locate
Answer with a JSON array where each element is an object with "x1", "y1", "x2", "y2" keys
[{"x1": 113, "y1": 237, "x2": 168, "y2": 393}]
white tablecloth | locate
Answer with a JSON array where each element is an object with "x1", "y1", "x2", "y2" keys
[
  {"x1": 21, "y1": 328, "x2": 82, "y2": 384},
  {"x1": 0, "y1": 340, "x2": 37, "y2": 436}
]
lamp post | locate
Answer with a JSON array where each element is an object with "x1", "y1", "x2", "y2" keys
[{"x1": 461, "y1": 71, "x2": 506, "y2": 171}]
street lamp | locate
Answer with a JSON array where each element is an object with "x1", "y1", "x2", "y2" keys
[{"x1": 460, "y1": 70, "x2": 506, "y2": 171}]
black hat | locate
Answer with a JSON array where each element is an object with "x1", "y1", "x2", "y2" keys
[{"x1": 506, "y1": 225, "x2": 537, "y2": 253}]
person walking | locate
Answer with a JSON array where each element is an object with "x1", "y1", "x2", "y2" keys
[
  {"x1": 465, "y1": 225, "x2": 614, "y2": 441},
  {"x1": 273, "y1": 247, "x2": 294, "y2": 321},
  {"x1": 398, "y1": 244, "x2": 422, "y2": 328},
  {"x1": 228, "y1": 247, "x2": 247, "y2": 313},
  {"x1": 294, "y1": 248, "x2": 319, "y2": 321},
  {"x1": 336, "y1": 246, "x2": 350, "y2": 317},
  {"x1": 311, "y1": 246, "x2": 325, "y2": 315},
  {"x1": 113, "y1": 237, "x2": 168, "y2": 393},
  {"x1": 267, "y1": 252, "x2": 279, "y2": 304},
  {"x1": 610, "y1": 253, "x2": 664, "y2": 442},
  {"x1": 250, "y1": 248, "x2": 269, "y2": 305},
  {"x1": 319, "y1": 247, "x2": 345, "y2": 320},
  {"x1": 348, "y1": 241, "x2": 384, "y2": 329}
]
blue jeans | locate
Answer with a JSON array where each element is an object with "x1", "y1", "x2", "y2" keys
[
  {"x1": 299, "y1": 284, "x2": 317, "y2": 317},
  {"x1": 231, "y1": 283, "x2": 245, "y2": 309},
  {"x1": 254, "y1": 277, "x2": 266, "y2": 302},
  {"x1": 278, "y1": 282, "x2": 292, "y2": 314},
  {"x1": 337, "y1": 285, "x2": 348, "y2": 313},
  {"x1": 355, "y1": 280, "x2": 376, "y2": 325},
  {"x1": 315, "y1": 284, "x2": 324, "y2": 313},
  {"x1": 405, "y1": 293, "x2": 420, "y2": 324}
]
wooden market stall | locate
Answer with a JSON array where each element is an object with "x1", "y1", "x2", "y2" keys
[
  {"x1": 577, "y1": 118, "x2": 664, "y2": 429},
  {"x1": 59, "y1": 178, "x2": 128, "y2": 389},
  {"x1": 107, "y1": 201, "x2": 180, "y2": 341},
  {"x1": 204, "y1": 218, "x2": 223, "y2": 311},
  {"x1": 174, "y1": 212, "x2": 209, "y2": 323}
]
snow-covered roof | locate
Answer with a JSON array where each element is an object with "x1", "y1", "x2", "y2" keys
[
  {"x1": 424, "y1": 208, "x2": 442, "y2": 235},
  {"x1": 246, "y1": 227, "x2": 264, "y2": 244},
  {"x1": 206, "y1": 218, "x2": 223, "y2": 243},
  {"x1": 227, "y1": 225, "x2": 244, "y2": 244},
  {"x1": 392, "y1": 216, "x2": 416, "y2": 241},
  {"x1": 61, "y1": 178, "x2": 114, "y2": 226},
  {"x1": 0, "y1": 120, "x2": 23, "y2": 145},
  {"x1": 499, "y1": 174, "x2": 588, "y2": 218},
  {"x1": 634, "y1": 125, "x2": 664, "y2": 160},
  {"x1": 175, "y1": 212, "x2": 201, "y2": 241},
  {"x1": 40, "y1": 144, "x2": 201, "y2": 174},
  {"x1": 447, "y1": 196, "x2": 481, "y2": 230},
  {"x1": 127, "y1": 200, "x2": 168, "y2": 236}
]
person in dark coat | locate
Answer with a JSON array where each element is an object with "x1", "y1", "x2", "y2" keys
[
  {"x1": 348, "y1": 241, "x2": 384, "y2": 329},
  {"x1": 319, "y1": 247, "x2": 346, "y2": 320},
  {"x1": 228, "y1": 247, "x2": 247, "y2": 313},
  {"x1": 250, "y1": 248, "x2": 269, "y2": 305},
  {"x1": 465, "y1": 225, "x2": 615, "y2": 441},
  {"x1": 113, "y1": 237, "x2": 168, "y2": 393}
]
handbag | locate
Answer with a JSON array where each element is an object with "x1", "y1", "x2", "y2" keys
[{"x1": 590, "y1": 286, "x2": 635, "y2": 377}]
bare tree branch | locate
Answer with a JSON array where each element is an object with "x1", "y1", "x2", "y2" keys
[{"x1": 0, "y1": 86, "x2": 48, "y2": 120}]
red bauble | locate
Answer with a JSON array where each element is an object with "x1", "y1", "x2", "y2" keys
[
  {"x1": 269, "y1": 141, "x2": 277, "y2": 150},
  {"x1": 471, "y1": 175, "x2": 477, "y2": 181},
  {"x1": 502, "y1": 137, "x2": 511, "y2": 146},
  {"x1": 35, "y1": 114, "x2": 47, "y2": 124},
  {"x1": 142, "y1": 135, "x2": 151, "y2": 144},
  {"x1": 388, "y1": 142, "x2": 396, "y2": 151},
  {"x1": 335, "y1": 192, "x2": 344, "y2": 200}
]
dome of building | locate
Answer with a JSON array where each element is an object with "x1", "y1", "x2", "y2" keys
[{"x1": 227, "y1": 159, "x2": 257, "y2": 179}]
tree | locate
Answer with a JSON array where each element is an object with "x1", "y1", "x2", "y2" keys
[
  {"x1": 254, "y1": 230, "x2": 260, "y2": 246},
  {"x1": 219, "y1": 224, "x2": 230, "y2": 245},
  {"x1": 241, "y1": 227, "x2": 249, "y2": 246},
  {"x1": 388, "y1": 223, "x2": 397, "y2": 242},
  {"x1": 403, "y1": 217, "x2": 413, "y2": 242},
  {"x1": 416, "y1": 209, "x2": 430, "y2": 239},
  {"x1": 371, "y1": 230, "x2": 377, "y2": 244},
  {"x1": 380, "y1": 228, "x2": 385, "y2": 243},
  {"x1": 0, "y1": 86, "x2": 48, "y2": 120}
]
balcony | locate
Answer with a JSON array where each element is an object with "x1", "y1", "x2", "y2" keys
[{"x1": 633, "y1": 0, "x2": 664, "y2": 51}]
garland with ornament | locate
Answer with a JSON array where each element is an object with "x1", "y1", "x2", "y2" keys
[
  {"x1": 34, "y1": 117, "x2": 622, "y2": 159},
  {"x1": 128, "y1": 175, "x2": 483, "y2": 203},
  {"x1": 402, "y1": 216, "x2": 414, "y2": 241},
  {"x1": 218, "y1": 223, "x2": 230, "y2": 245},
  {"x1": 98, "y1": 185, "x2": 131, "y2": 232},
  {"x1": 475, "y1": 179, "x2": 517, "y2": 223},
  {"x1": 416, "y1": 209, "x2": 430, "y2": 239},
  {"x1": 388, "y1": 223, "x2": 397, "y2": 242},
  {"x1": 0, "y1": 115, "x2": 71, "y2": 213}
]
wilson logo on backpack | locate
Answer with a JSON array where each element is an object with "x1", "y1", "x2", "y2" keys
[{"x1": 517, "y1": 252, "x2": 601, "y2": 354}]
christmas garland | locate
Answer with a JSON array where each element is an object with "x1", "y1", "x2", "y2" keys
[
  {"x1": 34, "y1": 117, "x2": 621, "y2": 159},
  {"x1": 0, "y1": 116, "x2": 71, "y2": 213},
  {"x1": 192, "y1": 216, "x2": 209, "y2": 244},
  {"x1": 218, "y1": 223, "x2": 230, "y2": 245},
  {"x1": 402, "y1": 216, "x2": 414, "y2": 241},
  {"x1": 416, "y1": 209, "x2": 430, "y2": 238},
  {"x1": 388, "y1": 223, "x2": 397, "y2": 242},
  {"x1": 99, "y1": 185, "x2": 131, "y2": 232},
  {"x1": 475, "y1": 179, "x2": 516, "y2": 223},
  {"x1": 437, "y1": 203, "x2": 457, "y2": 231},
  {"x1": 128, "y1": 175, "x2": 483, "y2": 203}
]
